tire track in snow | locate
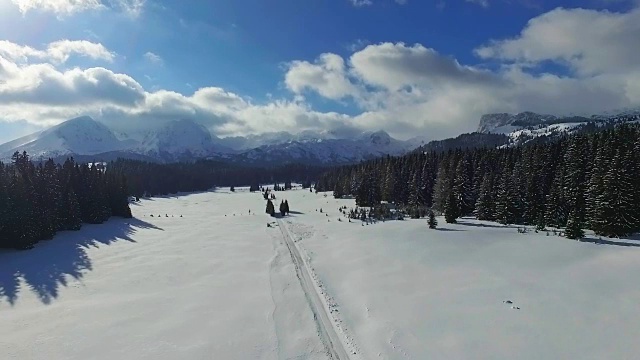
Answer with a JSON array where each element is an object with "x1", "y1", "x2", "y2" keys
[{"x1": 276, "y1": 218, "x2": 351, "y2": 360}]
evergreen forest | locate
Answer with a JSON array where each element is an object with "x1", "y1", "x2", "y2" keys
[
  {"x1": 316, "y1": 123, "x2": 640, "y2": 238},
  {"x1": 0, "y1": 152, "x2": 132, "y2": 250}
]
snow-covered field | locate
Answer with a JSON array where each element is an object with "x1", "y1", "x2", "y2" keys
[{"x1": 2, "y1": 187, "x2": 640, "y2": 359}]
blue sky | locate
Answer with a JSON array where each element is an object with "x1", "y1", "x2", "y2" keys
[{"x1": 0, "y1": 0, "x2": 639, "y2": 143}]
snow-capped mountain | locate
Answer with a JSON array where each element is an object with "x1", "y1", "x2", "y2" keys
[
  {"x1": 478, "y1": 109, "x2": 640, "y2": 135},
  {"x1": 0, "y1": 116, "x2": 418, "y2": 164},
  {"x1": 136, "y1": 119, "x2": 232, "y2": 161},
  {"x1": 216, "y1": 129, "x2": 352, "y2": 151},
  {"x1": 476, "y1": 110, "x2": 640, "y2": 148},
  {"x1": 478, "y1": 112, "x2": 562, "y2": 134},
  {"x1": 6, "y1": 108, "x2": 636, "y2": 165},
  {"x1": 0, "y1": 116, "x2": 129, "y2": 161},
  {"x1": 228, "y1": 130, "x2": 411, "y2": 165}
]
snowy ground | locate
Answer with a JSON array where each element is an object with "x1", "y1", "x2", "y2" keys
[{"x1": 2, "y1": 187, "x2": 640, "y2": 359}]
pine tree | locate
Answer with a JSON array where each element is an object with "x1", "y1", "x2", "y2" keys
[
  {"x1": 453, "y1": 157, "x2": 473, "y2": 215},
  {"x1": 432, "y1": 158, "x2": 452, "y2": 212},
  {"x1": 266, "y1": 199, "x2": 275, "y2": 216},
  {"x1": 382, "y1": 163, "x2": 396, "y2": 202},
  {"x1": 444, "y1": 191, "x2": 459, "y2": 223},
  {"x1": 230, "y1": 186, "x2": 235, "y2": 192},
  {"x1": 495, "y1": 171, "x2": 516, "y2": 225},
  {"x1": 563, "y1": 137, "x2": 587, "y2": 223},
  {"x1": 565, "y1": 210, "x2": 585, "y2": 240},
  {"x1": 428, "y1": 211, "x2": 438, "y2": 229},
  {"x1": 333, "y1": 181, "x2": 343, "y2": 199},
  {"x1": 475, "y1": 172, "x2": 495, "y2": 220}
]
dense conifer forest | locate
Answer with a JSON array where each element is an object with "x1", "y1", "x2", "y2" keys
[
  {"x1": 109, "y1": 159, "x2": 320, "y2": 197},
  {"x1": 316, "y1": 123, "x2": 640, "y2": 238},
  {"x1": 0, "y1": 152, "x2": 132, "y2": 250}
]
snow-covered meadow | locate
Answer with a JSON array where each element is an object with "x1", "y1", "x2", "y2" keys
[{"x1": 2, "y1": 187, "x2": 640, "y2": 359}]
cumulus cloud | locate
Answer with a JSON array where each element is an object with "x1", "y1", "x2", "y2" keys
[
  {"x1": 1, "y1": 6, "x2": 640, "y2": 143},
  {"x1": 475, "y1": 7, "x2": 640, "y2": 76},
  {"x1": 285, "y1": 53, "x2": 361, "y2": 100},
  {"x1": 349, "y1": 42, "x2": 501, "y2": 91},
  {"x1": 283, "y1": 28, "x2": 640, "y2": 139},
  {"x1": 0, "y1": 40, "x2": 115, "y2": 64}
]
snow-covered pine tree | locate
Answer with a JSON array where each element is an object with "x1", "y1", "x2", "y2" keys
[
  {"x1": 495, "y1": 169, "x2": 517, "y2": 225},
  {"x1": 428, "y1": 210, "x2": 438, "y2": 229},
  {"x1": 333, "y1": 181, "x2": 343, "y2": 199},
  {"x1": 597, "y1": 144, "x2": 638, "y2": 237},
  {"x1": 475, "y1": 172, "x2": 495, "y2": 221},
  {"x1": 565, "y1": 209, "x2": 585, "y2": 240},
  {"x1": 453, "y1": 156, "x2": 473, "y2": 216},
  {"x1": 545, "y1": 164, "x2": 568, "y2": 227},
  {"x1": 562, "y1": 136, "x2": 587, "y2": 223},
  {"x1": 432, "y1": 157, "x2": 452, "y2": 212},
  {"x1": 408, "y1": 170, "x2": 424, "y2": 207},
  {"x1": 444, "y1": 190, "x2": 459, "y2": 223},
  {"x1": 382, "y1": 163, "x2": 396, "y2": 202},
  {"x1": 586, "y1": 137, "x2": 607, "y2": 233}
]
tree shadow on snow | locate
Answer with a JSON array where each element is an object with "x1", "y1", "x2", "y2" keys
[
  {"x1": 579, "y1": 236, "x2": 640, "y2": 248},
  {"x1": 0, "y1": 218, "x2": 162, "y2": 306},
  {"x1": 436, "y1": 228, "x2": 465, "y2": 232},
  {"x1": 287, "y1": 211, "x2": 305, "y2": 215},
  {"x1": 455, "y1": 220, "x2": 509, "y2": 229}
]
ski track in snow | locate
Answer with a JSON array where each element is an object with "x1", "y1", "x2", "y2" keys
[
  {"x1": 276, "y1": 218, "x2": 356, "y2": 360},
  {"x1": 267, "y1": 224, "x2": 329, "y2": 360}
]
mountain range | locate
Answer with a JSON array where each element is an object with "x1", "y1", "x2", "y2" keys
[
  {"x1": 0, "y1": 117, "x2": 421, "y2": 165},
  {"x1": 1, "y1": 109, "x2": 638, "y2": 165}
]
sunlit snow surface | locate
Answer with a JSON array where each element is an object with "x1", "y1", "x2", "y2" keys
[{"x1": 2, "y1": 187, "x2": 640, "y2": 359}]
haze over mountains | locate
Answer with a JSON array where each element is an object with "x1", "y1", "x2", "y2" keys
[
  {"x1": 0, "y1": 116, "x2": 422, "y2": 164},
  {"x1": 1, "y1": 108, "x2": 638, "y2": 165}
]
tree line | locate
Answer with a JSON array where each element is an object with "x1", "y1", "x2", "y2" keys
[
  {"x1": 109, "y1": 159, "x2": 321, "y2": 197},
  {"x1": 0, "y1": 152, "x2": 132, "y2": 250},
  {"x1": 316, "y1": 123, "x2": 640, "y2": 238}
]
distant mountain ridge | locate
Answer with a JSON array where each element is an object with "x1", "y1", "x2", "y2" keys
[
  {"x1": 0, "y1": 117, "x2": 417, "y2": 165},
  {"x1": 3, "y1": 108, "x2": 639, "y2": 165},
  {"x1": 478, "y1": 109, "x2": 640, "y2": 134}
]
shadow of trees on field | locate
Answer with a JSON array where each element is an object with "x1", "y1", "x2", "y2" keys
[
  {"x1": 579, "y1": 236, "x2": 640, "y2": 248},
  {"x1": 0, "y1": 218, "x2": 162, "y2": 306},
  {"x1": 455, "y1": 219, "x2": 509, "y2": 229},
  {"x1": 436, "y1": 228, "x2": 465, "y2": 232}
]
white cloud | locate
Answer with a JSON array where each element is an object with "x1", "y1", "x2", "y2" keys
[
  {"x1": 47, "y1": 40, "x2": 115, "y2": 63},
  {"x1": 475, "y1": 7, "x2": 640, "y2": 76},
  {"x1": 11, "y1": 0, "x2": 102, "y2": 15},
  {"x1": 1, "y1": 5, "x2": 640, "y2": 143},
  {"x1": 109, "y1": 0, "x2": 145, "y2": 17},
  {"x1": 349, "y1": 0, "x2": 407, "y2": 6},
  {"x1": 285, "y1": 53, "x2": 360, "y2": 100},
  {"x1": 350, "y1": 0, "x2": 372, "y2": 6},
  {"x1": 283, "y1": 32, "x2": 640, "y2": 139},
  {"x1": 0, "y1": 40, "x2": 115, "y2": 64},
  {"x1": 9, "y1": 0, "x2": 145, "y2": 16},
  {"x1": 349, "y1": 42, "x2": 500, "y2": 91},
  {"x1": 466, "y1": 0, "x2": 490, "y2": 7},
  {"x1": 143, "y1": 51, "x2": 163, "y2": 65}
]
